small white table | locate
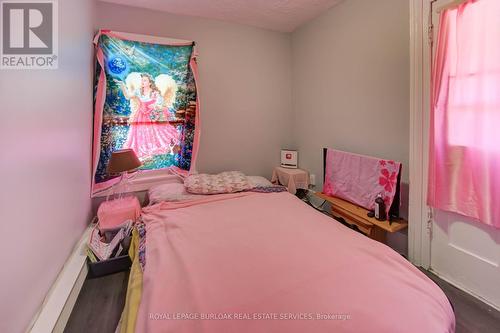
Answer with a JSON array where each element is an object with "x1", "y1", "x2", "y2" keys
[{"x1": 271, "y1": 167, "x2": 309, "y2": 194}]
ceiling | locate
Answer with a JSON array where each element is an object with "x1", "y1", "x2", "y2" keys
[{"x1": 99, "y1": 0, "x2": 343, "y2": 32}]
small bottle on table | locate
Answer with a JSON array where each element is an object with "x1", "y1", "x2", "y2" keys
[{"x1": 374, "y1": 194, "x2": 387, "y2": 221}]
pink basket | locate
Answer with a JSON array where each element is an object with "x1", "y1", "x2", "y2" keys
[{"x1": 97, "y1": 196, "x2": 141, "y2": 231}]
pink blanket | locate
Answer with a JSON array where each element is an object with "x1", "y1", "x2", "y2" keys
[
  {"x1": 323, "y1": 149, "x2": 402, "y2": 215},
  {"x1": 137, "y1": 193, "x2": 454, "y2": 332}
]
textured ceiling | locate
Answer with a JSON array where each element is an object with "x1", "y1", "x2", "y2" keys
[{"x1": 99, "y1": 0, "x2": 343, "y2": 32}]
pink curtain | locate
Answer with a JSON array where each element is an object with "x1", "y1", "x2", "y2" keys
[{"x1": 428, "y1": 0, "x2": 500, "y2": 228}]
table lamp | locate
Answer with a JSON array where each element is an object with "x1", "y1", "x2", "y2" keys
[{"x1": 107, "y1": 149, "x2": 142, "y2": 199}]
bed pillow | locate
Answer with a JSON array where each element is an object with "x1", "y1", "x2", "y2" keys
[
  {"x1": 247, "y1": 176, "x2": 273, "y2": 188},
  {"x1": 184, "y1": 171, "x2": 252, "y2": 194},
  {"x1": 148, "y1": 182, "x2": 205, "y2": 204}
]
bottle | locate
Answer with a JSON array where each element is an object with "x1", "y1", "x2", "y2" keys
[{"x1": 374, "y1": 194, "x2": 387, "y2": 221}]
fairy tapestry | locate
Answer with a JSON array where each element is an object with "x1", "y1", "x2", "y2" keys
[{"x1": 92, "y1": 31, "x2": 200, "y2": 195}]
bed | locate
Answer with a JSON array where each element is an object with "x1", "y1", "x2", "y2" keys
[{"x1": 118, "y1": 186, "x2": 455, "y2": 333}]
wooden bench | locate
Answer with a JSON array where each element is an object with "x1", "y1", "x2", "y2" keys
[{"x1": 314, "y1": 192, "x2": 408, "y2": 244}]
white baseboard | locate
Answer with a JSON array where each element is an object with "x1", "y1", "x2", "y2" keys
[
  {"x1": 429, "y1": 268, "x2": 500, "y2": 312},
  {"x1": 27, "y1": 225, "x2": 92, "y2": 333}
]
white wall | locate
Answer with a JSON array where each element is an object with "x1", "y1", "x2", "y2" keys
[
  {"x1": 291, "y1": 0, "x2": 410, "y2": 254},
  {"x1": 291, "y1": 0, "x2": 410, "y2": 184},
  {"x1": 96, "y1": 1, "x2": 293, "y2": 178},
  {"x1": 0, "y1": 0, "x2": 95, "y2": 332}
]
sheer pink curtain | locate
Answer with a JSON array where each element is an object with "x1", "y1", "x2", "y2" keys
[{"x1": 428, "y1": 0, "x2": 500, "y2": 228}]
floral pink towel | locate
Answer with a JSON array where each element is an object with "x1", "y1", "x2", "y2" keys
[{"x1": 323, "y1": 149, "x2": 401, "y2": 215}]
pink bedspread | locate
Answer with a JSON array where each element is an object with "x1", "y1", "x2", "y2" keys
[{"x1": 137, "y1": 193, "x2": 454, "y2": 332}]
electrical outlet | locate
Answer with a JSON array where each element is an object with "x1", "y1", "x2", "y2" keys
[{"x1": 310, "y1": 174, "x2": 316, "y2": 186}]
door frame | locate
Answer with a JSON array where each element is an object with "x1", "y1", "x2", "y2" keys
[
  {"x1": 408, "y1": 0, "x2": 433, "y2": 268},
  {"x1": 410, "y1": 0, "x2": 500, "y2": 311}
]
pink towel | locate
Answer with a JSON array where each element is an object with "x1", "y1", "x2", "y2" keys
[{"x1": 323, "y1": 149, "x2": 401, "y2": 215}]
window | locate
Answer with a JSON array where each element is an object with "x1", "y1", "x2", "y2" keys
[
  {"x1": 428, "y1": 0, "x2": 500, "y2": 228},
  {"x1": 91, "y1": 31, "x2": 200, "y2": 196},
  {"x1": 443, "y1": 1, "x2": 500, "y2": 151}
]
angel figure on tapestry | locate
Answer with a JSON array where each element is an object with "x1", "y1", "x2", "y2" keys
[{"x1": 115, "y1": 72, "x2": 180, "y2": 161}]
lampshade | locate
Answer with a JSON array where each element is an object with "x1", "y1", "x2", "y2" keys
[{"x1": 107, "y1": 149, "x2": 142, "y2": 174}]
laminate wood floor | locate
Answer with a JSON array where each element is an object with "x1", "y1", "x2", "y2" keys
[
  {"x1": 64, "y1": 271, "x2": 129, "y2": 333},
  {"x1": 422, "y1": 270, "x2": 500, "y2": 333},
  {"x1": 65, "y1": 269, "x2": 500, "y2": 332}
]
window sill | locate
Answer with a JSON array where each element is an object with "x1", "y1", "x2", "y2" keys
[{"x1": 92, "y1": 170, "x2": 182, "y2": 198}]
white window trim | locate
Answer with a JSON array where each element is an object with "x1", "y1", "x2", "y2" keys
[{"x1": 92, "y1": 169, "x2": 184, "y2": 198}]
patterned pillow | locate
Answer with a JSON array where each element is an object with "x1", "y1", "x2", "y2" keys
[{"x1": 184, "y1": 171, "x2": 252, "y2": 194}]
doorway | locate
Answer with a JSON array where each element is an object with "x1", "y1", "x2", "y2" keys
[{"x1": 412, "y1": 0, "x2": 500, "y2": 310}]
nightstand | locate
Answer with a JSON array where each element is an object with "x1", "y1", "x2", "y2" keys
[
  {"x1": 271, "y1": 166, "x2": 309, "y2": 194},
  {"x1": 314, "y1": 192, "x2": 408, "y2": 244}
]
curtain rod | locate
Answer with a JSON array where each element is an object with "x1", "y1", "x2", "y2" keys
[{"x1": 435, "y1": 0, "x2": 469, "y2": 13}]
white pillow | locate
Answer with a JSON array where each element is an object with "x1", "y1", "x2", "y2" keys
[
  {"x1": 148, "y1": 182, "x2": 205, "y2": 204},
  {"x1": 247, "y1": 176, "x2": 272, "y2": 188}
]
